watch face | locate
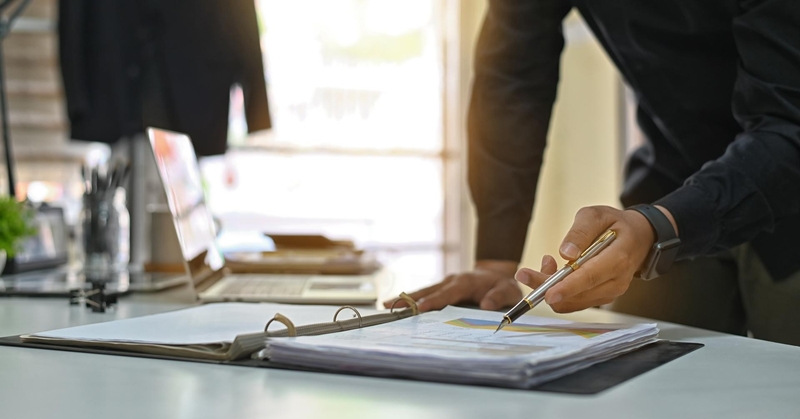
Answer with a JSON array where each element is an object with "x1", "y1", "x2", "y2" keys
[
  {"x1": 639, "y1": 238, "x2": 682, "y2": 281},
  {"x1": 654, "y1": 239, "x2": 682, "y2": 277}
]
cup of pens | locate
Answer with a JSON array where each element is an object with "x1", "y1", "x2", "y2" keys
[{"x1": 80, "y1": 164, "x2": 131, "y2": 279}]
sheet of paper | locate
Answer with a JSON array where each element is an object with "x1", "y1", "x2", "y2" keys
[{"x1": 32, "y1": 303, "x2": 379, "y2": 345}]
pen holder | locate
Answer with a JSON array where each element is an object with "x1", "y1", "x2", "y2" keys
[{"x1": 79, "y1": 188, "x2": 130, "y2": 279}]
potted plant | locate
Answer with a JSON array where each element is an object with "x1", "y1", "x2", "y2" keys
[{"x1": 0, "y1": 196, "x2": 35, "y2": 272}]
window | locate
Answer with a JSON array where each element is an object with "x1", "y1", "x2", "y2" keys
[{"x1": 201, "y1": 0, "x2": 455, "y2": 291}]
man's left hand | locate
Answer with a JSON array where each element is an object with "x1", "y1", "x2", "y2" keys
[{"x1": 515, "y1": 205, "x2": 675, "y2": 313}]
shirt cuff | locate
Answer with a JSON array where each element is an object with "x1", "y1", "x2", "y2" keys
[
  {"x1": 475, "y1": 214, "x2": 529, "y2": 263},
  {"x1": 654, "y1": 183, "x2": 719, "y2": 258}
]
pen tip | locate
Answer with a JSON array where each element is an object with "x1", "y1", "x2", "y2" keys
[{"x1": 494, "y1": 319, "x2": 509, "y2": 334}]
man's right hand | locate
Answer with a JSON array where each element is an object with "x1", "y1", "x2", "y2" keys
[{"x1": 383, "y1": 260, "x2": 522, "y2": 312}]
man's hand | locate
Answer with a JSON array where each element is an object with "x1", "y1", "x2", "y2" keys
[
  {"x1": 515, "y1": 205, "x2": 675, "y2": 313},
  {"x1": 383, "y1": 260, "x2": 521, "y2": 312}
]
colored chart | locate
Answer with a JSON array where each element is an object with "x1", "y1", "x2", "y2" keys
[{"x1": 445, "y1": 318, "x2": 616, "y2": 339}]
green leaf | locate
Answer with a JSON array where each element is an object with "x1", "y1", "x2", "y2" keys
[{"x1": 0, "y1": 197, "x2": 37, "y2": 257}]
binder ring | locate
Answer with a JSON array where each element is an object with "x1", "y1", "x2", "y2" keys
[
  {"x1": 390, "y1": 292, "x2": 419, "y2": 315},
  {"x1": 333, "y1": 306, "x2": 363, "y2": 327},
  {"x1": 264, "y1": 313, "x2": 297, "y2": 337}
]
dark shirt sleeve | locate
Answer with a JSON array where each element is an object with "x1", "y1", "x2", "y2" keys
[
  {"x1": 655, "y1": 0, "x2": 800, "y2": 258},
  {"x1": 468, "y1": 0, "x2": 571, "y2": 263}
]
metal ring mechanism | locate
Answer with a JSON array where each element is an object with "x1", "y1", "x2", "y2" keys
[
  {"x1": 389, "y1": 292, "x2": 419, "y2": 315},
  {"x1": 264, "y1": 313, "x2": 297, "y2": 337},
  {"x1": 333, "y1": 305, "x2": 363, "y2": 328}
]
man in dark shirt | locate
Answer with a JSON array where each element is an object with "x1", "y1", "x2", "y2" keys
[{"x1": 387, "y1": 0, "x2": 800, "y2": 345}]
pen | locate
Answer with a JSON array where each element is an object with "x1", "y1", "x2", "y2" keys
[{"x1": 494, "y1": 229, "x2": 617, "y2": 333}]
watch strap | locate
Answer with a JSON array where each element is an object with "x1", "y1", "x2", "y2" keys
[
  {"x1": 627, "y1": 204, "x2": 680, "y2": 280},
  {"x1": 627, "y1": 204, "x2": 677, "y2": 243}
]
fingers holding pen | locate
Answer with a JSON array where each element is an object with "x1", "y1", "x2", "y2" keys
[
  {"x1": 514, "y1": 255, "x2": 558, "y2": 289},
  {"x1": 545, "y1": 251, "x2": 618, "y2": 305},
  {"x1": 559, "y1": 206, "x2": 614, "y2": 260},
  {"x1": 513, "y1": 247, "x2": 622, "y2": 311},
  {"x1": 541, "y1": 254, "x2": 558, "y2": 275},
  {"x1": 541, "y1": 206, "x2": 656, "y2": 313},
  {"x1": 390, "y1": 205, "x2": 660, "y2": 316}
]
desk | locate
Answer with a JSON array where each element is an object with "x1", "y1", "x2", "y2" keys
[{"x1": 1, "y1": 284, "x2": 799, "y2": 419}]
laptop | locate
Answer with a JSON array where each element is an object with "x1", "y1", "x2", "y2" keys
[{"x1": 147, "y1": 128, "x2": 378, "y2": 304}]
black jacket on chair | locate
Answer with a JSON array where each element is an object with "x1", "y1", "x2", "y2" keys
[{"x1": 59, "y1": 0, "x2": 271, "y2": 156}]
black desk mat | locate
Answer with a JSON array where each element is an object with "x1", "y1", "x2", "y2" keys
[
  {"x1": 0, "y1": 335, "x2": 702, "y2": 395},
  {"x1": 532, "y1": 340, "x2": 702, "y2": 394}
]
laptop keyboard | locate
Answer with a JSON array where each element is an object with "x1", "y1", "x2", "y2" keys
[{"x1": 219, "y1": 275, "x2": 309, "y2": 296}]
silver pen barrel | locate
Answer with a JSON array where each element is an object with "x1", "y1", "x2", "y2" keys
[
  {"x1": 496, "y1": 266, "x2": 573, "y2": 332},
  {"x1": 571, "y1": 229, "x2": 617, "y2": 268},
  {"x1": 523, "y1": 229, "x2": 617, "y2": 310},
  {"x1": 521, "y1": 266, "x2": 573, "y2": 309}
]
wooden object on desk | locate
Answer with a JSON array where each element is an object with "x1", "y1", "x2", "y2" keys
[
  {"x1": 225, "y1": 234, "x2": 380, "y2": 275},
  {"x1": 144, "y1": 234, "x2": 380, "y2": 275}
]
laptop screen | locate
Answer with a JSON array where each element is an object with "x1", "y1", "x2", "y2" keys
[{"x1": 147, "y1": 128, "x2": 225, "y2": 283}]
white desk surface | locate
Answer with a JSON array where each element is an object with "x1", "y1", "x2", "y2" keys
[{"x1": 1, "y1": 284, "x2": 799, "y2": 419}]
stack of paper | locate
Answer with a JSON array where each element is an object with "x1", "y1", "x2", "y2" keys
[{"x1": 261, "y1": 306, "x2": 659, "y2": 388}]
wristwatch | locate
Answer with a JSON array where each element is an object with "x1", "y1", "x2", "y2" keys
[{"x1": 626, "y1": 204, "x2": 681, "y2": 280}]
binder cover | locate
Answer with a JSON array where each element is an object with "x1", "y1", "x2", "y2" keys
[
  {"x1": 0, "y1": 292, "x2": 703, "y2": 394},
  {"x1": 0, "y1": 335, "x2": 701, "y2": 395}
]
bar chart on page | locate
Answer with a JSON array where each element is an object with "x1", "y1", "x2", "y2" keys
[{"x1": 445, "y1": 318, "x2": 616, "y2": 339}]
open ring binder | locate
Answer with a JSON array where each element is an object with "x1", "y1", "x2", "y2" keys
[
  {"x1": 0, "y1": 292, "x2": 703, "y2": 394},
  {"x1": 11, "y1": 292, "x2": 421, "y2": 363}
]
